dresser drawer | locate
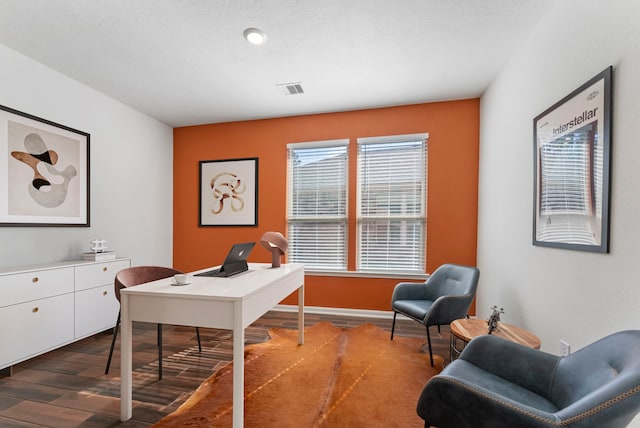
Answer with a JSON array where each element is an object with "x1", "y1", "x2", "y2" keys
[
  {"x1": 0, "y1": 293, "x2": 74, "y2": 368},
  {"x1": 75, "y1": 284, "x2": 119, "y2": 338},
  {"x1": 0, "y1": 267, "x2": 74, "y2": 308},
  {"x1": 74, "y1": 259, "x2": 131, "y2": 291}
]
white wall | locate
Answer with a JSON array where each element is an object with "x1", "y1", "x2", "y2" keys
[
  {"x1": 0, "y1": 44, "x2": 174, "y2": 268},
  {"x1": 480, "y1": 4, "x2": 640, "y2": 422},
  {"x1": 479, "y1": 0, "x2": 640, "y2": 383}
]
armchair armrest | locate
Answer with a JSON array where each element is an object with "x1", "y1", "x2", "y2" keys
[
  {"x1": 460, "y1": 334, "x2": 560, "y2": 399},
  {"x1": 418, "y1": 371, "x2": 561, "y2": 428},
  {"x1": 426, "y1": 294, "x2": 474, "y2": 325},
  {"x1": 391, "y1": 281, "x2": 428, "y2": 302}
]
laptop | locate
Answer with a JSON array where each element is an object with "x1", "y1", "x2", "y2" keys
[{"x1": 195, "y1": 242, "x2": 256, "y2": 278}]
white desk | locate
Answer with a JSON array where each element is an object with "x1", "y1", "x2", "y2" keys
[{"x1": 119, "y1": 263, "x2": 305, "y2": 427}]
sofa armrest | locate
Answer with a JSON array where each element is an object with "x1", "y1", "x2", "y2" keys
[{"x1": 460, "y1": 334, "x2": 560, "y2": 399}]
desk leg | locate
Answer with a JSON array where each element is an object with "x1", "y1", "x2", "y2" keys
[
  {"x1": 297, "y1": 283, "x2": 305, "y2": 345},
  {"x1": 120, "y1": 294, "x2": 133, "y2": 421},
  {"x1": 232, "y1": 301, "x2": 244, "y2": 428}
]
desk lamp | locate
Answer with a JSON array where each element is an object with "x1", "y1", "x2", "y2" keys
[{"x1": 260, "y1": 231, "x2": 288, "y2": 268}]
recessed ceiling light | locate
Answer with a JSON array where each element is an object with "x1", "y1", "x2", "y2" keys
[{"x1": 243, "y1": 27, "x2": 267, "y2": 46}]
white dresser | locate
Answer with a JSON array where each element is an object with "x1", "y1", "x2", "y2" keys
[{"x1": 0, "y1": 258, "x2": 131, "y2": 371}]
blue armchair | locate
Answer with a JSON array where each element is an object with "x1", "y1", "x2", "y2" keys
[
  {"x1": 391, "y1": 263, "x2": 480, "y2": 366},
  {"x1": 417, "y1": 330, "x2": 640, "y2": 427}
]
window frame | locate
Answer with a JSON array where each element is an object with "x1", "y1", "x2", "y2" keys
[
  {"x1": 356, "y1": 133, "x2": 428, "y2": 274},
  {"x1": 285, "y1": 133, "x2": 428, "y2": 277},
  {"x1": 286, "y1": 139, "x2": 349, "y2": 271}
]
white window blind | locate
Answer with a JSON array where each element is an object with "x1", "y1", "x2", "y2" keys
[
  {"x1": 536, "y1": 123, "x2": 598, "y2": 244},
  {"x1": 287, "y1": 140, "x2": 348, "y2": 270},
  {"x1": 539, "y1": 138, "x2": 590, "y2": 216},
  {"x1": 357, "y1": 134, "x2": 427, "y2": 273}
]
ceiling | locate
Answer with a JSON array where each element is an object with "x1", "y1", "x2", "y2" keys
[{"x1": 0, "y1": 0, "x2": 551, "y2": 128}]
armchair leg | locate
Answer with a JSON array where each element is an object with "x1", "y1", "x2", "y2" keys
[
  {"x1": 426, "y1": 325, "x2": 434, "y2": 367},
  {"x1": 390, "y1": 312, "x2": 397, "y2": 340},
  {"x1": 196, "y1": 327, "x2": 202, "y2": 352}
]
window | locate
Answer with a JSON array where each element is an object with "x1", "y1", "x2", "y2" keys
[
  {"x1": 357, "y1": 134, "x2": 427, "y2": 273},
  {"x1": 286, "y1": 134, "x2": 427, "y2": 274},
  {"x1": 287, "y1": 140, "x2": 348, "y2": 270}
]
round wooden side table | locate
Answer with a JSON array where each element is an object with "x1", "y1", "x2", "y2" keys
[{"x1": 450, "y1": 318, "x2": 541, "y2": 362}]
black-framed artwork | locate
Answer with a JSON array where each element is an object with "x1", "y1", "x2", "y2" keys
[
  {"x1": 199, "y1": 157, "x2": 258, "y2": 227},
  {"x1": 533, "y1": 66, "x2": 612, "y2": 253},
  {"x1": 0, "y1": 104, "x2": 90, "y2": 227}
]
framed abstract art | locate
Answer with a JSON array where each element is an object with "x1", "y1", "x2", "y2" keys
[
  {"x1": 0, "y1": 104, "x2": 90, "y2": 227},
  {"x1": 199, "y1": 157, "x2": 258, "y2": 227}
]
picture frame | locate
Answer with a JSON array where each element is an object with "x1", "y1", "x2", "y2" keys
[
  {"x1": 533, "y1": 66, "x2": 612, "y2": 253},
  {"x1": 0, "y1": 104, "x2": 90, "y2": 227},
  {"x1": 199, "y1": 157, "x2": 258, "y2": 227}
]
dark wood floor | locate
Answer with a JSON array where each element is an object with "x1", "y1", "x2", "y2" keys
[{"x1": 0, "y1": 310, "x2": 450, "y2": 427}]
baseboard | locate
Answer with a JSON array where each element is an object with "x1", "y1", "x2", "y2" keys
[
  {"x1": 0, "y1": 366, "x2": 11, "y2": 377},
  {"x1": 273, "y1": 304, "x2": 395, "y2": 320}
]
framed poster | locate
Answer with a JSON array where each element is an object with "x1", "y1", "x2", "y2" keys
[
  {"x1": 199, "y1": 157, "x2": 258, "y2": 226},
  {"x1": 533, "y1": 66, "x2": 612, "y2": 252},
  {"x1": 0, "y1": 104, "x2": 90, "y2": 227}
]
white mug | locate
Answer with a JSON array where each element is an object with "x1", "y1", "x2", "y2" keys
[{"x1": 174, "y1": 273, "x2": 188, "y2": 284}]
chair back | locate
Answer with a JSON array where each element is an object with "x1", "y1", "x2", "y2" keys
[
  {"x1": 426, "y1": 263, "x2": 479, "y2": 298},
  {"x1": 423, "y1": 264, "x2": 479, "y2": 326},
  {"x1": 114, "y1": 266, "x2": 182, "y2": 302},
  {"x1": 550, "y1": 330, "x2": 640, "y2": 424}
]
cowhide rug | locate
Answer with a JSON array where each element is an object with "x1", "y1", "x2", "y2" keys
[{"x1": 152, "y1": 321, "x2": 442, "y2": 427}]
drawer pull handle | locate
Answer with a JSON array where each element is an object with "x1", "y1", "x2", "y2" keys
[
  {"x1": 103, "y1": 267, "x2": 108, "y2": 272},
  {"x1": 32, "y1": 307, "x2": 39, "y2": 313},
  {"x1": 103, "y1": 291, "x2": 108, "y2": 296},
  {"x1": 32, "y1": 277, "x2": 39, "y2": 283}
]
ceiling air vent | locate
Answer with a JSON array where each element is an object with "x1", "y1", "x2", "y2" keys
[{"x1": 277, "y1": 82, "x2": 304, "y2": 95}]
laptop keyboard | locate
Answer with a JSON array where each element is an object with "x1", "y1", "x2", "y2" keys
[{"x1": 195, "y1": 267, "x2": 223, "y2": 277}]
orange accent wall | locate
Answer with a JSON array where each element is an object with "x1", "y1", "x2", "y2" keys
[{"x1": 173, "y1": 100, "x2": 479, "y2": 312}]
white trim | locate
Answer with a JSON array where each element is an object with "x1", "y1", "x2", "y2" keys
[
  {"x1": 274, "y1": 304, "x2": 395, "y2": 319},
  {"x1": 357, "y1": 133, "x2": 428, "y2": 145},
  {"x1": 287, "y1": 138, "x2": 349, "y2": 149},
  {"x1": 273, "y1": 305, "x2": 478, "y2": 321},
  {"x1": 304, "y1": 269, "x2": 429, "y2": 280}
]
